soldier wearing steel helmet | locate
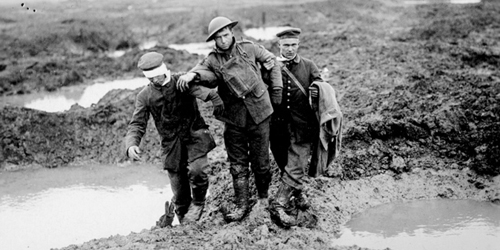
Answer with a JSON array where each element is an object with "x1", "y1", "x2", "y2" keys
[
  {"x1": 177, "y1": 16, "x2": 283, "y2": 222},
  {"x1": 125, "y1": 52, "x2": 224, "y2": 226}
]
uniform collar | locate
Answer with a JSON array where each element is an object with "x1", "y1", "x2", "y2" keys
[{"x1": 277, "y1": 54, "x2": 301, "y2": 64}]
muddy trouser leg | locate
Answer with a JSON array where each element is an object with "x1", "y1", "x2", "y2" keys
[
  {"x1": 248, "y1": 117, "x2": 272, "y2": 199},
  {"x1": 188, "y1": 155, "x2": 210, "y2": 206},
  {"x1": 167, "y1": 166, "x2": 192, "y2": 223},
  {"x1": 270, "y1": 116, "x2": 290, "y2": 173},
  {"x1": 282, "y1": 136, "x2": 312, "y2": 209},
  {"x1": 164, "y1": 138, "x2": 191, "y2": 223},
  {"x1": 224, "y1": 123, "x2": 250, "y2": 221},
  {"x1": 282, "y1": 136, "x2": 311, "y2": 191},
  {"x1": 183, "y1": 155, "x2": 210, "y2": 222}
]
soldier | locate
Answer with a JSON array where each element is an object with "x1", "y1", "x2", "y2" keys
[
  {"x1": 270, "y1": 28, "x2": 323, "y2": 226},
  {"x1": 177, "y1": 16, "x2": 283, "y2": 222},
  {"x1": 125, "y1": 52, "x2": 223, "y2": 225}
]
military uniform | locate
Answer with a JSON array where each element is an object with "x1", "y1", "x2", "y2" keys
[
  {"x1": 270, "y1": 28, "x2": 323, "y2": 227},
  {"x1": 192, "y1": 37, "x2": 282, "y2": 196},
  {"x1": 271, "y1": 54, "x2": 322, "y2": 189},
  {"x1": 125, "y1": 52, "x2": 219, "y2": 223}
]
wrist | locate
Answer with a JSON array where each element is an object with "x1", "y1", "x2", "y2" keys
[{"x1": 191, "y1": 72, "x2": 200, "y2": 80}]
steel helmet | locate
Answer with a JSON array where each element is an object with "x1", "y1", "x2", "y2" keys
[{"x1": 206, "y1": 16, "x2": 238, "y2": 42}]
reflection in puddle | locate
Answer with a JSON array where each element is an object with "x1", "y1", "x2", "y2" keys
[
  {"x1": 167, "y1": 26, "x2": 291, "y2": 56},
  {"x1": 0, "y1": 78, "x2": 149, "y2": 112},
  {"x1": 333, "y1": 199, "x2": 500, "y2": 250},
  {"x1": 169, "y1": 42, "x2": 215, "y2": 56},
  {"x1": 0, "y1": 164, "x2": 175, "y2": 250}
]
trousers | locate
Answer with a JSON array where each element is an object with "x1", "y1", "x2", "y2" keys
[
  {"x1": 224, "y1": 113, "x2": 271, "y2": 198},
  {"x1": 167, "y1": 154, "x2": 210, "y2": 216}
]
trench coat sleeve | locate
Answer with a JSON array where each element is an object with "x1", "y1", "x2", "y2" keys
[
  {"x1": 124, "y1": 91, "x2": 150, "y2": 156},
  {"x1": 190, "y1": 59, "x2": 219, "y2": 88},
  {"x1": 187, "y1": 84, "x2": 214, "y2": 102},
  {"x1": 253, "y1": 44, "x2": 283, "y2": 89},
  {"x1": 309, "y1": 60, "x2": 323, "y2": 84}
]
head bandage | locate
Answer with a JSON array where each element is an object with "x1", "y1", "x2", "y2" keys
[{"x1": 142, "y1": 63, "x2": 170, "y2": 78}]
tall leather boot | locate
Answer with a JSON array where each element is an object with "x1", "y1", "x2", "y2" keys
[
  {"x1": 255, "y1": 174, "x2": 271, "y2": 209},
  {"x1": 274, "y1": 182, "x2": 296, "y2": 227},
  {"x1": 183, "y1": 185, "x2": 208, "y2": 223},
  {"x1": 225, "y1": 176, "x2": 249, "y2": 222}
]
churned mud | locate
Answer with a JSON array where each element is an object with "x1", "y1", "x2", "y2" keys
[{"x1": 1, "y1": 0, "x2": 499, "y2": 249}]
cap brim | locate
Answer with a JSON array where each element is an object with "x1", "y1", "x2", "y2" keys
[{"x1": 206, "y1": 21, "x2": 238, "y2": 42}]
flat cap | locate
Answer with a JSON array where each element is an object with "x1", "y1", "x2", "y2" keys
[
  {"x1": 137, "y1": 52, "x2": 164, "y2": 70},
  {"x1": 276, "y1": 28, "x2": 301, "y2": 39}
]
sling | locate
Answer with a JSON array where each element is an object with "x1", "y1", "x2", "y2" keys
[{"x1": 281, "y1": 64, "x2": 307, "y2": 96}]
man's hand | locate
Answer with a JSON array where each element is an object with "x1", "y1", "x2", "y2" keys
[
  {"x1": 208, "y1": 91, "x2": 224, "y2": 117},
  {"x1": 271, "y1": 88, "x2": 282, "y2": 106},
  {"x1": 309, "y1": 85, "x2": 319, "y2": 99},
  {"x1": 127, "y1": 146, "x2": 142, "y2": 161},
  {"x1": 263, "y1": 59, "x2": 275, "y2": 70},
  {"x1": 309, "y1": 85, "x2": 319, "y2": 111},
  {"x1": 176, "y1": 72, "x2": 197, "y2": 92}
]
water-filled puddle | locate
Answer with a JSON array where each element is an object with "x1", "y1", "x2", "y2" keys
[
  {"x1": 244, "y1": 26, "x2": 291, "y2": 41},
  {"x1": 333, "y1": 199, "x2": 500, "y2": 250},
  {"x1": 0, "y1": 28, "x2": 290, "y2": 113},
  {"x1": 0, "y1": 164, "x2": 176, "y2": 250},
  {"x1": 0, "y1": 78, "x2": 148, "y2": 112}
]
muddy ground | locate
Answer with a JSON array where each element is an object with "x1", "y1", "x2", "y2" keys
[{"x1": 0, "y1": 0, "x2": 499, "y2": 249}]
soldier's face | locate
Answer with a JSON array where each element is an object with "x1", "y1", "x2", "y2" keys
[
  {"x1": 279, "y1": 38, "x2": 299, "y2": 59},
  {"x1": 148, "y1": 74, "x2": 166, "y2": 86},
  {"x1": 214, "y1": 27, "x2": 234, "y2": 50}
]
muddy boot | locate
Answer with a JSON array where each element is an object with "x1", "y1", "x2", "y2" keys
[
  {"x1": 255, "y1": 175, "x2": 270, "y2": 209},
  {"x1": 175, "y1": 204, "x2": 190, "y2": 225},
  {"x1": 273, "y1": 182, "x2": 296, "y2": 227},
  {"x1": 293, "y1": 189, "x2": 310, "y2": 210},
  {"x1": 183, "y1": 204, "x2": 204, "y2": 223},
  {"x1": 225, "y1": 176, "x2": 249, "y2": 222},
  {"x1": 183, "y1": 186, "x2": 208, "y2": 223}
]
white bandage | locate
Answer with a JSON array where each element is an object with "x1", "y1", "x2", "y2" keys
[{"x1": 143, "y1": 63, "x2": 169, "y2": 78}]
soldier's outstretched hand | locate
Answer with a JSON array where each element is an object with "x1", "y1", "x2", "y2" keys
[{"x1": 177, "y1": 72, "x2": 196, "y2": 92}]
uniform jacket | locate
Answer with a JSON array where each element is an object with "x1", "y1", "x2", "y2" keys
[
  {"x1": 273, "y1": 54, "x2": 322, "y2": 142},
  {"x1": 125, "y1": 73, "x2": 215, "y2": 170},
  {"x1": 191, "y1": 39, "x2": 282, "y2": 127}
]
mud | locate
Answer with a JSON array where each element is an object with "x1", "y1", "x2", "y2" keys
[{"x1": 0, "y1": 0, "x2": 499, "y2": 249}]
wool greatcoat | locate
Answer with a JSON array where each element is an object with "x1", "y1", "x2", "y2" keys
[
  {"x1": 270, "y1": 54, "x2": 322, "y2": 190},
  {"x1": 125, "y1": 73, "x2": 216, "y2": 214}
]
